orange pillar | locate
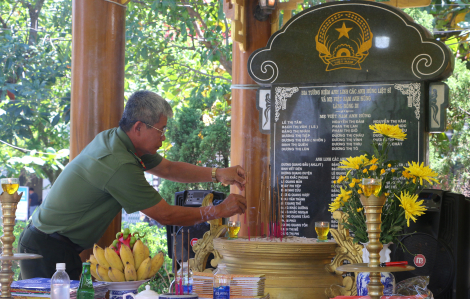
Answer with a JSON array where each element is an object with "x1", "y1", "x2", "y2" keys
[
  {"x1": 230, "y1": 0, "x2": 272, "y2": 237},
  {"x1": 71, "y1": 0, "x2": 126, "y2": 260}
]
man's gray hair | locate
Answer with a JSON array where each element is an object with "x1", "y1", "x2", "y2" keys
[{"x1": 119, "y1": 91, "x2": 173, "y2": 131}]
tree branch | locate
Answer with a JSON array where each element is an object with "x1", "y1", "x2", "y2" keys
[
  {"x1": 5, "y1": 1, "x2": 20, "y2": 26},
  {"x1": 130, "y1": 0, "x2": 149, "y2": 5},
  {"x1": 0, "y1": 15, "x2": 7, "y2": 29},
  {"x1": 457, "y1": 106, "x2": 470, "y2": 117},
  {"x1": 185, "y1": 3, "x2": 232, "y2": 75},
  {"x1": 165, "y1": 62, "x2": 231, "y2": 82},
  {"x1": 25, "y1": 0, "x2": 46, "y2": 45}
]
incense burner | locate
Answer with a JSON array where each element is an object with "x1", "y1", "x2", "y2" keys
[{"x1": 213, "y1": 237, "x2": 342, "y2": 299}]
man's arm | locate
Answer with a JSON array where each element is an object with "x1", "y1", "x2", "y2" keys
[
  {"x1": 146, "y1": 158, "x2": 246, "y2": 190},
  {"x1": 141, "y1": 194, "x2": 247, "y2": 226}
]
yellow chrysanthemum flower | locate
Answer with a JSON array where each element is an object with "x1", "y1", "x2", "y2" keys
[
  {"x1": 396, "y1": 191, "x2": 427, "y2": 226},
  {"x1": 358, "y1": 189, "x2": 363, "y2": 194},
  {"x1": 339, "y1": 187, "x2": 352, "y2": 202},
  {"x1": 363, "y1": 169, "x2": 368, "y2": 173},
  {"x1": 369, "y1": 124, "x2": 407, "y2": 140},
  {"x1": 380, "y1": 169, "x2": 386, "y2": 175},
  {"x1": 384, "y1": 193, "x2": 390, "y2": 197},
  {"x1": 357, "y1": 207, "x2": 363, "y2": 212},
  {"x1": 339, "y1": 155, "x2": 370, "y2": 169},
  {"x1": 387, "y1": 164, "x2": 392, "y2": 168},
  {"x1": 369, "y1": 165, "x2": 378, "y2": 171},
  {"x1": 349, "y1": 182, "x2": 355, "y2": 188},
  {"x1": 337, "y1": 175, "x2": 345, "y2": 183},
  {"x1": 404, "y1": 162, "x2": 440, "y2": 185},
  {"x1": 328, "y1": 200, "x2": 342, "y2": 212},
  {"x1": 369, "y1": 158, "x2": 378, "y2": 165},
  {"x1": 402, "y1": 170, "x2": 411, "y2": 179},
  {"x1": 391, "y1": 169, "x2": 395, "y2": 173}
]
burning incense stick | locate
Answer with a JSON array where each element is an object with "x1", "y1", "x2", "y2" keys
[
  {"x1": 247, "y1": 169, "x2": 250, "y2": 240},
  {"x1": 267, "y1": 176, "x2": 271, "y2": 238},
  {"x1": 279, "y1": 175, "x2": 286, "y2": 242},
  {"x1": 284, "y1": 183, "x2": 288, "y2": 238},
  {"x1": 187, "y1": 229, "x2": 190, "y2": 294},
  {"x1": 173, "y1": 233, "x2": 177, "y2": 294},
  {"x1": 258, "y1": 172, "x2": 264, "y2": 237},
  {"x1": 179, "y1": 231, "x2": 184, "y2": 294},
  {"x1": 244, "y1": 150, "x2": 248, "y2": 225}
]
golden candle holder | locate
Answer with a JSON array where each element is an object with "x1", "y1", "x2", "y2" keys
[
  {"x1": 336, "y1": 194, "x2": 415, "y2": 299},
  {"x1": 0, "y1": 191, "x2": 42, "y2": 299}
]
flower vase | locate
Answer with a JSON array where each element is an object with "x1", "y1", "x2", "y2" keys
[{"x1": 357, "y1": 242, "x2": 396, "y2": 296}]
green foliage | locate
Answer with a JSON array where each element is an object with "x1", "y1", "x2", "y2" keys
[
  {"x1": 399, "y1": 7, "x2": 470, "y2": 196},
  {"x1": 429, "y1": 58, "x2": 470, "y2": 194},
  {"x1": 138, "y1": 267, "x2": 174, "y2": 294},
  {"x1": 1, "y1": 0, "x2": 233, "y2": 185},
  {"x1": 404, "y1": 8, "x2": 434, "y2": 33},
  {"x1": 124, "y1": 0, "x2": 232, "y2": 102},
  {"x1": 425, "y1": 0, "x2": 470, "y2": 61},
  {"x1": 159, "y1": 96, "x2": 231, "y2": 203},
  {"x1": 0, "y1": 0, "x2": 72, "y2": 182}
]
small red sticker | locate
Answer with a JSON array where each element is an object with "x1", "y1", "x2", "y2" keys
[
  {"x1": 190, "y1": 238, "x2": 198, "y2": 247},
  {"x1": 414, "y1": 254, "x2": 426, "y2": 267}
]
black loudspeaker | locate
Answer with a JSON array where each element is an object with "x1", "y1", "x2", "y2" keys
[
  {"x1": 166, "y1": 190, "x2": 225, "y2": 271},
  {"x1": 392, "y1": 189, "x2": 470, "y2": 299}
]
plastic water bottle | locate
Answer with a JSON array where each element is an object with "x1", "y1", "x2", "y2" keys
[
  {"x1": 213, "y1": 263, "x2": 231, "y2": 299},
  {"x1": 180, "y1": 262, "x2": 193, "y2": 294},
  {"x1": 51, "y1": 263, "x2": 70, "y2": 299}
]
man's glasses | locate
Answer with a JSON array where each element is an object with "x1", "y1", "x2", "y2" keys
[{"x1": 142, "y1": 122, "x2": 167, "y2": 136}]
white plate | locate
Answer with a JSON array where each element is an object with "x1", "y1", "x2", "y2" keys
[{"x1": 106, "y1": 279, "x2": 150, "y2": 290}]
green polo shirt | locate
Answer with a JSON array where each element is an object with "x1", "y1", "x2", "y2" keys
[{"x1": 32, "y1": 127, "x2": 163, "y2": 249}]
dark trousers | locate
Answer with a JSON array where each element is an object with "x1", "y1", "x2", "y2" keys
[{"x1": 18, "y1": 224, "x2": 83, "y2": 280}]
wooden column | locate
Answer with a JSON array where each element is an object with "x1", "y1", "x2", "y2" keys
[
  {"x1": 230, "y1": 0, "x2": 271, "y2": 237},
  {"x1": 71, "y1": 0, "x2": 126, "y2": 261}
]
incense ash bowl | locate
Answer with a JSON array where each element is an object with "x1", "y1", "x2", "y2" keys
[{"x1": 213, "y1": 237, "x2": 342, "y2": 299}]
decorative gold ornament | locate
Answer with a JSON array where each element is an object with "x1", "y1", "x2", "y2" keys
[
  {"x1": 336, "y1": 194, "x2": 414, "y2": 299},
  {"x1": 360, "y1": 194, "x2": 386, "y2": 298},
  {"x1": 214, "y1": 237, "x2": 342, "y2": 299},
  {"x1": 315, "y1": 11, "x2": 373, "y2": 71},
  {"x1": 0, "y1": 191, "x2": 42, "y2": 299},
  {"x1": 223, "y1": 0, "x2": 246, "y2": 52},
  {"x1": 325, "y1": 211, "x2": 363, "y2": 297},
  {"x1": 189, "y1": 193, "x2": 227, "y2": 273}
]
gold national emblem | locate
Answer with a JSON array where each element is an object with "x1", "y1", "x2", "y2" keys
[{"x1": 315, "y1": 11, "x2": 373, "y2": 71}]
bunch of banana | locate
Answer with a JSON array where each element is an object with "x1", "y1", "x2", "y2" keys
[{"x1": 88, "y1": 242, "x2": 164, "y2": 282}]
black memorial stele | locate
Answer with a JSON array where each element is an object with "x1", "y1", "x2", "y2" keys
[{"x1": 248, "y1": 0, "x2": 453, "y2": 238}]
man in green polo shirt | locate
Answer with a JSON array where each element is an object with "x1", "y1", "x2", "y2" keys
[{"x1": 18, "y1": 90, "x2": 247, "y2": 280}]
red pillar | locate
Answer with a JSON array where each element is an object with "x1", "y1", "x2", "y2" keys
[
  {"x1": 71, "y1": 0, "x2": 125, "y2": 260},
  {"x1": 230, "y1": 0, "x2": 272, "y2": 237}
]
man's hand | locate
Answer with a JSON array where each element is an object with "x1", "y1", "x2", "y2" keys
[
  {"x1": 217, "y1": 165, "x2": 246, "y2": 191},
  {"x1": 215, "y1": 194, "x2": 247, "y2": 218}
]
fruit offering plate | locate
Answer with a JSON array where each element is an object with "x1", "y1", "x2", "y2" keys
[{"x1": 106, "y1": 279, "x2": 150, "y2": 290}]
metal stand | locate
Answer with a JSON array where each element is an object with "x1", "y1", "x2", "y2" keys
[
  {"x1": 0, "y1": 191, "x2": 42, "y2": 299},
  {"x1": 337, "y1": 194, "x2": 414, "y2": 299}
]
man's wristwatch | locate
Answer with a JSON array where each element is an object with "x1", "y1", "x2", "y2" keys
[{"x1": 212, "y1": 167, "x2": 219, "y2": 183}]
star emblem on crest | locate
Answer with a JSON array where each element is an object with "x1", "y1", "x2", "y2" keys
[{"x1": 336, "y1": 22, "x2": 353, "y2": 39}]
